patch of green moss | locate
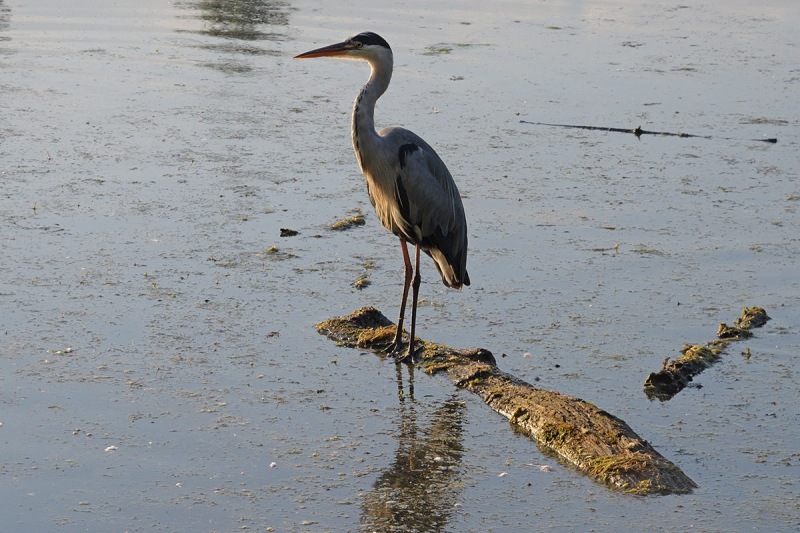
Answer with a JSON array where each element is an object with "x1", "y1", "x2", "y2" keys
[
  {"x1": 589, "y1": 455, "x2": 696, "y2": 495},
  {"x1": 510, "y1": 407, "x2": 528, "y2": 424},
  {"x1": 734, "y1": 306, "x2": 770, "y2": 329},
  {"x1": 588, "y1": 454, "x2": 651, "y2": 491},
  {"x1": 356, "y1": 325, "x2": 395, "y2": 348},
  {"x1": 680, "y1": 343, "x2": 722, "y2": 365},
  {"x1": 540, "y1": 422, "x2": 574, "y2": 446},
  {"x1": 353, "y1": 274, "x2": 370, "y2": 290},
  {"x1": 330, "y1": 213, "x2": 365, "y2": 231},
  {"x1": 717, "y1": 322, "x2": 753, "y2": 340}
]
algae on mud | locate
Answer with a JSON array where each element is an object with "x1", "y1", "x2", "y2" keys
[{"x1": 317, "y1": 307, "x2": 698, "y2": 495}]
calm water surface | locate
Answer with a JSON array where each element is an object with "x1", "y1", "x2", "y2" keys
[{"x1": 1, "y1": 0, "x2": 798, "y2": 531}]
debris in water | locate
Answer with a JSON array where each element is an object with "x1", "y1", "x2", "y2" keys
[
  {"x1": 734, "y1": 306, "x2": 770, "y2": 329},
  {"x1": 353, "y1": 274, "x2": 371, "y2": 290},
  {"x1": 520, "y1": 120, "x2": 778, "y2": 144},
  {"x1": 258, "y1": 246, "x2": 297, "y2": 261},
  {"x1": 717, "y1": 323, "x2": 753, "y2": 340},
  {"x1": 644, "y1": 306, "x2": 770, "y2": 401},
  {"x1": 330, "y1": 210, "x2": 365, "y2": 231}
]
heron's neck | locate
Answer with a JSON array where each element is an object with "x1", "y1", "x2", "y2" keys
[{"x1": 352, "y1": 55, "x2": 393, "y2": 171}]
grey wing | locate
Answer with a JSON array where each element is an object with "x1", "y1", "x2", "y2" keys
[{"x1": 386, "y1": 130, "x2": 470, "y2": 289}]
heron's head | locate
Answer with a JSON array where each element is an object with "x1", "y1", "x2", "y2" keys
[{"x1": 294, "y1": 32, "x2": 392, "y2": 63}]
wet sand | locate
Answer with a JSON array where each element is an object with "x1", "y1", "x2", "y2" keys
[{"x1": 2, "y1": 0, "x2": 799, "y2": 531}]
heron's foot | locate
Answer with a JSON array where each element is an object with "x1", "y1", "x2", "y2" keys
[
  {"x1": 395, "y1": 344, "x2": 420, "y2": 365},
  {"x1": 384, "y1": 338, "x2": 405, "y2": 357}
]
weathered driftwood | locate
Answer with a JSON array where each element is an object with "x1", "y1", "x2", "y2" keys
[
  {"x1": 317, "y1": 307, "x2": 697, "y2": 495},
  {"x1": 644, "y1": 306, "x2": 770, "y2": 401}
]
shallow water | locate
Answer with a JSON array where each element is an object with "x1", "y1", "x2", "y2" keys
[{"x1": 2, "y1": 0, "x2": 799, "y2": 531}]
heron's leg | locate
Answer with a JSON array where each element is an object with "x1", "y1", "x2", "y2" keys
[
  {"x1": 387, "y1": 239, "x2": 413, "y2": 355},
  {"x1": 398, "y1": 244, "x2": 422, "y2": 364}
]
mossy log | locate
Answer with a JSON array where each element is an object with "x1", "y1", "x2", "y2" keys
[
  {"x1": 317, "y1": 307, "x2": 697, "y2": 495},
  {"x1": 644, "y1": 306, "x2": 770, "y2": 401}
]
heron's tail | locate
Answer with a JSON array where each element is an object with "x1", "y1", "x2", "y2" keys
[{"x1": 428, "y1": 248, "x2": 469, "y2": 289}]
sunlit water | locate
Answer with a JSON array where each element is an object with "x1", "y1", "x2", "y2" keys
[{"x1": 1, "y1": 0, "x2": 798, "y2": 531}]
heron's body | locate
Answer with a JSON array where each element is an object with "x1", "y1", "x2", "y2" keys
[{"x1": 296, "y1": 32, "x2": 469, "y2": 362}]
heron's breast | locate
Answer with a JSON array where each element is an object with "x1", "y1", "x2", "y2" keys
[{"x1": 363, "y1": 170, "x2": 414, "y2": 239}]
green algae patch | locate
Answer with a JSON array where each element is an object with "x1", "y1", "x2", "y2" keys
[
  {"x1": 356, "y1": 325, "x2": 395, "y2": 348},
  {"x1": 352, "y1": 274, "x2": 371, "y2": 290},
  {"x1": 734, "y1": 306, "x2": 770, "y2": 329},
  {"x1": 329, "y1": 212, "x2": 365, "y2": 231}
]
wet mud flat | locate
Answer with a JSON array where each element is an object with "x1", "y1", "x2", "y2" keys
[{"x1": 2, "y1": 0, "x2": 800, "y2": 531}]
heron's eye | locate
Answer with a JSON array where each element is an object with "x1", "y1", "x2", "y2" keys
[{"x1": 353, "y1": 41, "x2": 364, "y2": 49}]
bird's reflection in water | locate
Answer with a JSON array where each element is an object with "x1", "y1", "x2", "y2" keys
[
  {"x1": 395, "y1": 362, "x2": 414, "y2": 403},
  {"x1": 0, "y1": 1, "x2": 10, "y2": 43},
  {"x1": 362, "y1": 366, "x2": 466, "y2": 532},
  {"x1": 0, "y1": 2, "x2": 7, "y2": 21},
  {"x1": 175, "y1": 0, "x2": 290, "y2": 41},
  {"x1": 173, "y1": 0, "x2": 291, "y2": 73}
]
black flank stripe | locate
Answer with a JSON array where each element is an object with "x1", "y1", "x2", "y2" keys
[{"x1": 398, "y1": 143, "x2": 419, "y2": 169}]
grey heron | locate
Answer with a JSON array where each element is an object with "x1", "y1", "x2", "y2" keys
[{"x1": 295, "y1": 32, "x2": 470, "y2": 363}]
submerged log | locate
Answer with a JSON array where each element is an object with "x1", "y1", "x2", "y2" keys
[
  {"x1": 317, "y1": 307, "x2": 697, "y2": 495},
  {"x1": 644, "y1": 306, "x2": 771, "y2": 401}
]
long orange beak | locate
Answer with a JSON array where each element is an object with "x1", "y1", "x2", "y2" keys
[{"x1": 294, "y1": 40, "x2": 351, "y2": 59}]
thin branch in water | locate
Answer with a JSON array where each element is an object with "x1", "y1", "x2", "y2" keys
[{"x1": 519, "y1": 120, "x2": 778, "y2": 144}]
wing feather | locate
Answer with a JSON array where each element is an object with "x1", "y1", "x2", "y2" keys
[{"x1": 380, "y1": 128, "x2": 470, "y2": 288}]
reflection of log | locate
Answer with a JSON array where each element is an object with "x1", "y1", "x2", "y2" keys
[
  {"x1": 644, "y1": 307, "x2": 770, "y2": 401},
  {"x1": 317, "y1": 307, "x2": 697, "y2": 495}
]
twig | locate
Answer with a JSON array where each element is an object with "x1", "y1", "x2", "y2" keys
[{"x1": 520, "y1": 120, "x2": 777, "y2": 144}]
